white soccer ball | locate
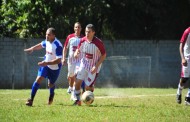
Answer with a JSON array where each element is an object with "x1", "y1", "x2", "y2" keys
[{"x1": 81, "y1": 91, "x2": 94, "y2": 105}]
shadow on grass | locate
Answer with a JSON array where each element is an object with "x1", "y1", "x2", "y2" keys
[{"x1": 56, "y1": 103, "x2": 136, "y2": 108}]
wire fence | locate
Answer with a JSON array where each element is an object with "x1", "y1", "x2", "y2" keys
[{"x1": 0, "y1": 38, "x2": 181, "y2": 89}]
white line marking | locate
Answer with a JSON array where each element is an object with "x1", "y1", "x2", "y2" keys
[{"x1": 95, "y1": 94, "x2": 176, "y2": 99}]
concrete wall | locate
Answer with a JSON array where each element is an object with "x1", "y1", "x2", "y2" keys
[{"x1": 0, "y1": 37, "x2": 181, "y2": 89}]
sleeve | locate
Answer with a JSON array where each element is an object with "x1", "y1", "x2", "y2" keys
[
  {"x1": 41, "y1": 40, "x2": 46, "y2": 48},
  {"x1": 180, "y1": 28, "x2": 190, "y2": 43},
  {"x1": 56, "y1": 46, "x2": 63, "y2": 59},
  {"x1": 96, "y1": 40, "x2": 106, "y2": 55},
  {"x1": 64, "y1": 35, "x2": 70, "y2": 48}
]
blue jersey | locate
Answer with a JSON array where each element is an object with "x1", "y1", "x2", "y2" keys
[{"x1": 41, "y1": 38, "x2": 63, "y2": 70}]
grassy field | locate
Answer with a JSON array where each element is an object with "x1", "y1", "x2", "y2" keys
[{"x1": 0, "y1": 88, "x2": 190, "y2": 122}]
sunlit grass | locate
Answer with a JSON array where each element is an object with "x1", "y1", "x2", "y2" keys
[{"x1": 0, "y1": 88, "x2": 190, "y2": 122}]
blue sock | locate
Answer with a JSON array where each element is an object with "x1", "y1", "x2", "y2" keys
[
  {"x1": 50, "y1": 85, "x2": 55, "y2": 95},
  {"x1": 81, "y1": 81, "x2": 85, "y2": 92},
  {"x1": 31, "y1": 82, "x2": 40, "y2": 101}
]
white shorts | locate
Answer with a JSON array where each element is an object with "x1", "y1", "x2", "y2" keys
[
  {"x1": 68, "y1": 62, "x2": 80, "y2": 77},
  {"x1": 181, "y1": 56, "x2": 190, "y2": 78},
  {"x1": 76, "y1": 68, "x2": 98, "y2": 87}
]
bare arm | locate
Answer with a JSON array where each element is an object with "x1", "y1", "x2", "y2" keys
[
  {"x1": 91, "y1": 53, "x2": 106, "y2": 74},
  {"x1": 74, "y1": 49, "x2": 80, "y2": 58},
  {"x1": 61, "y1": 47, "x2": 68, "y2": 65},
  {"x1": 179, "y1": 43, "x2": 187, "y2": 66},
  {"x1": 24, "y1": 43, "x2": 43, "y2": 53}
]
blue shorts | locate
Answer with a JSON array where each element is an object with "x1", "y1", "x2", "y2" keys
[{"x1": 37, "y1": 66, "x2": 61, "y2": 84}]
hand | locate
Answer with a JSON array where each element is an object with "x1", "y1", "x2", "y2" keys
[
  {"x1": 62, "y1": 59, "x2": 67, "y2": 66},
  {"x1": 182, "y1": 59, "x2": 187, "y2": 66},
  {"x1": 90, "y1": 66, "x2": 97, "y2": 74},
  {"x1": 38, "y1": 61, "x2": 47, "y2": 67},
  {"x1": 74, "y1": 50, "x2": 80, "y2": 58},
  {"x1": 24, "y1": 48, "x2": 33, "y2": 54}
]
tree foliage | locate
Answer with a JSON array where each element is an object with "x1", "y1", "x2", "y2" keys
[{"x1": 1, "y1": 0, "x2": 190, "y2": 40}]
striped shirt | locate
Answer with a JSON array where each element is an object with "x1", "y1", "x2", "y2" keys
[
  {"x1": 64, "y1": 33, "x2": 84, "y2": 64},
  {"x1": 78, "y1": 36, "x2": 106, "y2": 71}
]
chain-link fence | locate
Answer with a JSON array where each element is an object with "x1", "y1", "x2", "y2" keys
[
  {"x1": 0, "y1": 38, "x2": 181, "y2": 89},
  {"x1": 25, "y1": 55, "x2": 152, "y2": 89},
  {"x1": 96, "y1": 56, "x2": 151, "y2": 88}
]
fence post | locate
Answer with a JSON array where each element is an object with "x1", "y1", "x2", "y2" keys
[
  {"x1": 11, "y1": 38, "x2": 15, "y2": 89},
  {"x1": 23, "y1": 39, "x2": 28, "y2": 88}
]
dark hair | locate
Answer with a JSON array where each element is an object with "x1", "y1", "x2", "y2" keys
[
  {"x1": 86, "y1": 24, "x2": 95, "y2": 32},
  {"x1": 47, "y1": 27, "x2": 56, "y2": 35}
]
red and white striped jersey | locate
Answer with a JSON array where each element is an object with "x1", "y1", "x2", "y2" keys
[
  {"x1": 64, "y1": 33, "x2": 84, "y2": 64},
  {"x1": 180, "y1": 27, "x2": 190, "y2": 57},
  {"x1": 78, "y1": 36, "x2": 106, "y2": 71}
]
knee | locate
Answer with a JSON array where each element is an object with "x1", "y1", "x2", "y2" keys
[
  {"x1": 180, "y1": 77, "x2": 189, "y2": 85},
  {"x1": 75, "y1": 79, "x2": 83, "y2": 90},
  {"x1": 48, "y1": 82, "x2": 55, "y2": 88},
  {"x1": 85, "y1": 86, "x2": 94, "y2": 92},
  {"x1": 35, "y1": 76, "x2": 44, "y2": 84}
]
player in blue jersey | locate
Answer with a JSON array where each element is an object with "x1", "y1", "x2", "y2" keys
[{"x1": 24, "y1": 27, "x2": 63, "y2": 106}]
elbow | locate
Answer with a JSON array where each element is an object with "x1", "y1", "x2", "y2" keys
[
  {"x1": 57, "y1": 58, "x2": 61, "y2": 64},
  {"x1": 103, "y1": 53, "x2": 106, "y2": 59}
]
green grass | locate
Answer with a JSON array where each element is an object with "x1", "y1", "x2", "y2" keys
[{"x1": 0, "y1": 88, "x2": 190, "y2": 122}]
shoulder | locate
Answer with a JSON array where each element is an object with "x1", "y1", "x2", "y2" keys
[
  {"x1": 41, "y1": 40, "x2": 47, "y2": 47},
  {"x1": 54, "y1": 38, "x2": 63, "y2": 47},
  {"x1": 93, "y1": 37, "x2": 106, "y2": 54},
  {"x1": 93, "y1": 37, "x2": 104, "y2": 45},
  {"x1": 67, "y1": 33, "x2": 75, "y2": 39},
  {"x1": 80, "y1": 36, "x2": 87, "y2": 43}
]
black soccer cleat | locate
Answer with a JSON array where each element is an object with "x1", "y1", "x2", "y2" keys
[
  {"x1": 176, "y1": 94, "x2": 182, "y2": 104},
  {"x1": 185, "y1": 97, "x2": 190, "y2": 105},
  {"x1": 26, "y1": 98, "x2": 33, "y2": 106},
  {"x1": 73, "y1": 100, "x2": 81, "y2": 106},
  {"x1": 48, "y1": 94, "x2": 54, "y2": 105}
]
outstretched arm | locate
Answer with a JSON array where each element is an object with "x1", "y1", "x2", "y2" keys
[
  {"x1": 61, "y1": 46, "x2": 68, "y2": 65},
  {"x1": 24, "y1": 43, "x2": 43, "y2": 54}
]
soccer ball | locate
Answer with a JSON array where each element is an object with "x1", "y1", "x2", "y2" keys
[{"x1": 81, "y1": 91, "x2": 94, "y2": 105}]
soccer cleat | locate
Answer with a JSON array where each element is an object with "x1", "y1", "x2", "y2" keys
[
  {"x1": 48, "y1": 94, "x2": 54, "y2": 105},
  {"x1": 176, "y1": 94, "x2": 182, "y2": 104},
  {"x1": 67, "y1": 88, "x2": 72, "y2": 94},
  {"x1": 185, "y1": 97, "x2": 190, "y2": 105},
  {"x1": 25, "y1": 98, "x2": 33, "y2": 106},
  {"x1": 82, "y1": 90, "x2": 85, "y2": 95},
  {"x1": 73, "y1": 100, "x2": 81, "y2": 106}
]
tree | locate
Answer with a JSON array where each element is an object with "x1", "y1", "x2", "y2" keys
[{"x1": 1, "y1": 0, "x2": 190, "y2": 40}]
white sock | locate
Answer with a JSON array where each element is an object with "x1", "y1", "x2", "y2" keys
[
  {"x1": 74, "y1": 89, "x2": 81, "y2": 100},
  {"x1": 177, "y1": 83, "x2": 183, "y2": 95}
]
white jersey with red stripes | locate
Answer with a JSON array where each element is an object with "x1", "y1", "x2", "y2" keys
[
  {"x1": 78, "y1": 36, "x2": 106, "y2": 72},
  {"x1": 180, "y1": 27, "x2": 190, "y2": 77},
  {"x1": 64, "y1": 33, "x2": 84, "y2": 64}
]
